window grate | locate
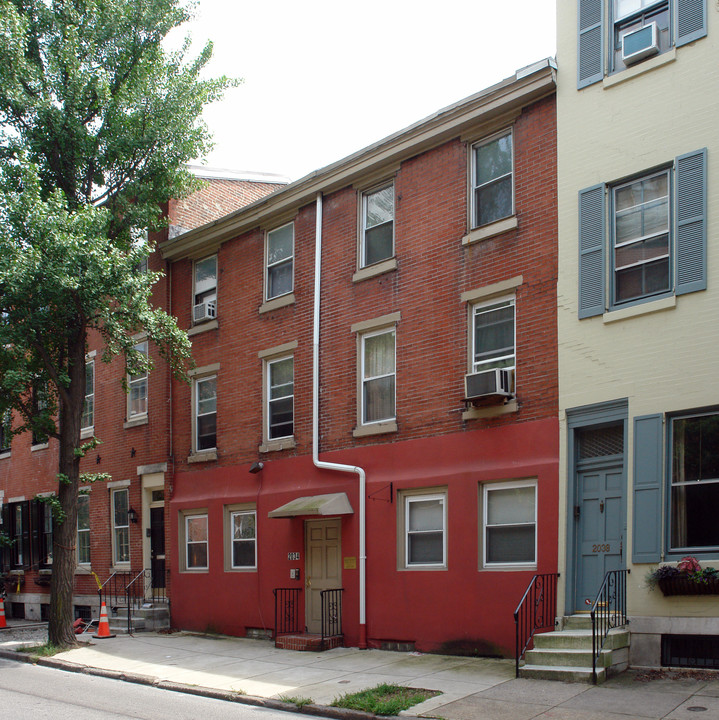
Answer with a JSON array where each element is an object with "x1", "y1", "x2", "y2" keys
[
  {"x1": 662, "y1": 634, "x2": 719, "y2": 669},
  {"x1": 578, "y1": 425, "x2": 624, "y2": 459}
]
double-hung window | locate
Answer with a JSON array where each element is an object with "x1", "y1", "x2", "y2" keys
[
  {"x1": 578, "y1": 0, "x2": 707, "y2": 88},
  {"x1": 267, "y1": 356, "x2": 293, "y2": 440},
  {"x1": 266, "y1": 223, "x2": 294, "y2": 300},
  {"x1": 472, "y1": 131, "x2": 513, "y2": 228},
  {"x1": 361, "y1": 184, "x2": 394, "y2": 267},
  {"x1": 77, "y1": 494, "x2": 91, "y2": 565},
  {"x1": 472, "y1": 298, "x2": 516, "y2": 373},
  {"x1": 483, "y1": 482, "x2": 537, "y2": 566},
  {"x1": 670, "y1": 412, "x2": 719, "y2": 552},
  {"x1": 361, "y1": 328, "x2": 396, "y2": 425},
  {"x1": 31, "y1": 382, "x2": 48, "y2": 446},
  {"x1": 112, "y1": 488, "x2": 130, "y2": 565},
  {"x1": 195, "y1": 376, "x2": 217, "y2": 452},
  {"x1": 185, "y1": 513, "x2": 208, "y2": 570},
  {"x1": 0, "y1": 409, "x2": 11, "y2": 454},
  {"x1": 38, "y1": 500, "x2": 53, "y2": 567},
  {"x1": 404, "y1": 493, "x2": 446, "y2": 567},
  {"x1": 578, "y1": 149, "x2": 706, "y2": 317},
  {"x1": 81, "y1": 360, "x2": 95, "y2": 432},
  {"x1": 193, "y1": 255, "x2": 217, "y2": 323},
  {"x1": 230, "y1": 510, "x2": 256, "y2": 569},
  {"x1": 128, "y1": 341, "x2": 148, "y2": 420}
]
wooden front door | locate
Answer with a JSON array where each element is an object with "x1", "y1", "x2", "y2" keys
[{"x1": 305, "y1": 518, "x2": 341, "y2": 634}]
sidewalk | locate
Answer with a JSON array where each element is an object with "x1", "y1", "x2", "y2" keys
[{"x1": 2, "y1": 620, "x2": 719, "y2": 719}]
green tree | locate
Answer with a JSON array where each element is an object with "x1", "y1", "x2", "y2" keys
[{"x1": 0, "y1": 0, "x2": 233, "y2": 647}]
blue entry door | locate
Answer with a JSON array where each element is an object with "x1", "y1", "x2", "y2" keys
[{"x1": 575, "y1": 463, "x2": 625, "y2": 612}]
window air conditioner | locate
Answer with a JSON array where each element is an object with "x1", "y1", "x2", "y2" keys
[
  {"x1": 621, "y1": 22, "x2": 659, "y2": 65},
  {"x1": 464, "y1": 368, "x2": 513, "y2": 401},
  {"x1": 193, "y1": 300, "x2": 217, "y2": 323}
]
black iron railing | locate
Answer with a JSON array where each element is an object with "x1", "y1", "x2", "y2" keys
[
  {"x1": 274, "y1": 587, "x2": 302, "y2": 638},
  {"x1": 514, "y1": 573, "x2": 560, "y2": 677},
  {"x1": 590, "y1": 568, "x2": 630, "y2": 683},
  {"x1": 320, "y1": 588, "x2": 344, "y2": 648},
  {"x1": 125, "y1": 568, "x2": 169, "y2": 634},
  {"x1": 98, "y1": 571, "x2": 131, "y2": 617}
]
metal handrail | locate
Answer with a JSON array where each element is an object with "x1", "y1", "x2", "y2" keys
[
  {"x1": 273, "y1": 587, "x2": 302, "y2": 638},
  {"x1": 513, "y1": 573, "x2": 560, "y2": 678},
  {"x1": 98, "y1": 570, "x2": 131, "y2": 616},
  {"x1": 320, "y1": 588, "x2": 344, "y2": 649},
  {"x1": 124, "y1": 568, "x2": 169, "y2": 635},
  {"x1": 590, "y1": 568, "x2": 630, "y2": 683}
]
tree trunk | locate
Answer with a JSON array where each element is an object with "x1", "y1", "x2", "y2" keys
[{"x1": 48, "y1": 335, "x2": 86, "y2": 648}]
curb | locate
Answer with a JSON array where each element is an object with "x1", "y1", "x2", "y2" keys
[{"x1": 0, "y1": 648, "x2": 398, "y2": 720}]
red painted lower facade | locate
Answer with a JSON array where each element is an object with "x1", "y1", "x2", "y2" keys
[{"x1": 170, "y1": 416, "x2": 558, "y2": 655}]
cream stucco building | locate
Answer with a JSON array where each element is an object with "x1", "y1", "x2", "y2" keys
[{"x1": 556, "y1": 0, "x2": 718, "y2": 668}]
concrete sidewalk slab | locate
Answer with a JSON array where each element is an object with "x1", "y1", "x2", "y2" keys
[{"x1": 557, "y1": 686, "x2": 689, "y2": 718}]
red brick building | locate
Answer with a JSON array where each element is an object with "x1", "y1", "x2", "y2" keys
[
  {"x1": 0, "y1": 168, "x2": 286, "y2": 622},
  {"x1": 161, "y1": 60, "x2": 558, "y2": 654}
]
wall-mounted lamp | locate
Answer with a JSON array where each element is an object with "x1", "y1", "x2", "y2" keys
[
  {"x1": 128, "y1": 507, "x2": 138, "y2": 524},
  {"x1": 96, "y1": 454, "x2": 101, "y2": 464},
  {"x1": 249, "y1": 462, "x2": 264, "y2": 475},
  {"x1": 131, "y1": 447, "x2": 136, "y2": 458}
]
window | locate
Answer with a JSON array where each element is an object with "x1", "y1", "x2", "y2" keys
[
  {"x1": 483, "y1": 481, "x2": 537, "y2": 566},
  {"x1": 266, "y1": 223, "x2": 293, "y2": 300},
  {"x1": 472, "y1": 298, "x2": 516, "y2": 373},
  {"x1": 195, "y1": 376, "x2": 217, "y2": 452},
  {"x1": 361, "y1": 328, "x2": 395, "y2": 424},
  {"x1": 10, "y1": 502, "x2": 28, "y2": 568},
  {"x1": 193, "y1": 255, "x2": 217, "y2": 322},
  {"x1": 185, "y1": 513, "x2": 208, "y2": 570},
  {"x1": 472, "y1": 131, "x2": 513, "y2": 228},
  {"x1": 267, "y1": 356, "x2": 293, "y2": 440},
  {"x1": 38, "y1": 500, "x2": 53, "y2": 567},
  {"x1": 0, "y1": 409, "x2": 11, "y2": 453},
  {"x1": 31, "y1": 382, "x2": 48, "y2": 446},
  {"x1": 578, "y1": 149, "x2": 706, "y2": 318},
  {"x1": 670, "y1": 412, "x2": 719, "y2": 551},
  {"x1": 404, "y1": 493, "x2": 446, "y2": 567},
  {"x1": 128, "y1": 341, "x2": 148, "y2": 419},
  {"x1": 77, "y1": 494, "x2": 91, "y2": 565},
  {"x1": 81, "y1": 360, "x2": 94, "y2": 431},
  {"x1": 578, "y1": 0, "x2": 706, "y2": 88},
  {"x1": 112, "y1": 488, "x2": 130, "y2": 564},
  {"x1": 230, "y1": 510, "x2": 256, "y2": 569},
  {"x1": 361, "y1": 184, "x2": 394, "y2": 267}
]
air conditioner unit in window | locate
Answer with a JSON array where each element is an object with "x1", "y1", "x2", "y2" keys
[
  {"x1": 622, "y1": 22, "x2": 659, "y2": 65},
  {"x1": 464, "y1": 368, "x2": 513, "y2": 401},
  {"x1": 193, "y1": 300, "x2": 216, "y2": 323}
]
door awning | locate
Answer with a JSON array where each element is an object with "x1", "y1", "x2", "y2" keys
[{"x1": 268, "y1": 492, "x2": 354, "y2": 518}]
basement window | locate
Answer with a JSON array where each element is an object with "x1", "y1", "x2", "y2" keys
[{"x1": 662, "y1": 634, "x2": 719, "y2": 669}]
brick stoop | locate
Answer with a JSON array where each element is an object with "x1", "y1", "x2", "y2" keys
[{"x1": 274, "y1": 633, "x2": 343, "y2": 651}]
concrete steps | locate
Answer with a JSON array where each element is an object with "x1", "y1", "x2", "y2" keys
[
  {"x1": 519, "y1": 615, "x2": 629, "y2": 683},
  {"x1": 107, "y1": 602, "x2": 170, "y2": 634}
]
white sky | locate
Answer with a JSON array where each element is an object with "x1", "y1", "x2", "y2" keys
[{"x1": 182, "y1": 0, "x2": 557, "y2": 182}]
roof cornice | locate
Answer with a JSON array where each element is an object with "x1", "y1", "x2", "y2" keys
[{"x1": 161, "y1": 59, "x2": 556, "y2": 261}]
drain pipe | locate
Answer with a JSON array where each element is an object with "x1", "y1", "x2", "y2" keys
[{"x1": 312, "y1": 191, "x2": 367, "y2": 649}]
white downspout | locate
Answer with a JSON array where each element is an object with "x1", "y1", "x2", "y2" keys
[{"x1": 312, "y1": 192, "x2": 367, "y2": 649}]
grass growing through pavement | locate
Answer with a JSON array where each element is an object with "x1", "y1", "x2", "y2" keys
[
  {"x1": 18, "y1": 643, "x2": 61, "y2": 657},
  {"x1": 331, "y1": 683, "x2": 440, "y2": 715},
  {"x1": 277, "y1": 695, "x2": 313, "y2": 708}
]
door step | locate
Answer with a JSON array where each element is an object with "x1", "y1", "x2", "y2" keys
[{"x1": 275, "y1": 633, "x2": 343, "y2": 651}]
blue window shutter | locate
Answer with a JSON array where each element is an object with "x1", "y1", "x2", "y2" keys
[
  {"x1": 675, "y1": 148, "x2": 706, "y2": 295},
  {"x1": 676, "y1": 0, "x2": 706, "y2": 47},
  {"x1": 633, "y1": 414, "x2": 663, "y2": 564},
  {"x1": 578, "y1": 0, "x2": 604, "y2": 88},
  {"x1": 578, "y1": 184, "x2": 605, "y2": 318}
]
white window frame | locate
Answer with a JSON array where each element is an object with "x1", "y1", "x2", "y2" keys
[
  {"x1": 471, "y1": 296, "x2": 516, "y2": 374},
  {"x1": 185, "y1": 513, "x2": 209, "y2": 571},
  {"x1": 0, "y1": 408, "x2": 11, "y2": 454},
  {"x1": 194, "y1": 375, "x2": 217, "y2": 453},
  {"x1": 111, "y1": 488, "x2": 130, "y2": 566},
  {"x1": 403, "y1": 492, "x2": 447, "y2": 569},
  {"x1": 229, "y1": 509, "x2": 257, "y2": 570},
  {"x1": 471, "y1": 129, "x2": 514, "y2": 229},
  {"x1": 81, "y1": 360, "x2": 94, "y2": 432},
  {"x1": 265, "y1": 222, "x2": 294, "y2": 301},
  {"x1": 266, "y1": 355, "x2": 294, "y2": 442},
  {"x1": 77, "y1": 493, "x2": 91, "y2": 565},
  {"x1": 611, "y1": 0, "x2": 670, "y2": 73},
  {"x1": 361, "y1": 327, "x2": 396, "y2": 426},
  {"x1": 193, "y1": 255, "x2": 218, "y2": 322},
  {"x1": 482, "y1": 480, "x2": 537, "y2": 568},
  {"x1": 127, "y1": 340, "x2": 149, "y2": 420},
  {"x1": 360, "y1": 183, "x2": 395, "y2": 268}
]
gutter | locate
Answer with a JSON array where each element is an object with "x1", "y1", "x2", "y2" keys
[{"x1": 312, "y1": 192, "x2": 367, "y2": 649}]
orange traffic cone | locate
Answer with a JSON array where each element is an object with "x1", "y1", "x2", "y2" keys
[
  {"x1": 0, "y1": 597, "x2": 6, "y2": 629},
  {"x1": 92, "y1": 601, "x2": 116, "y2": 639}
]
